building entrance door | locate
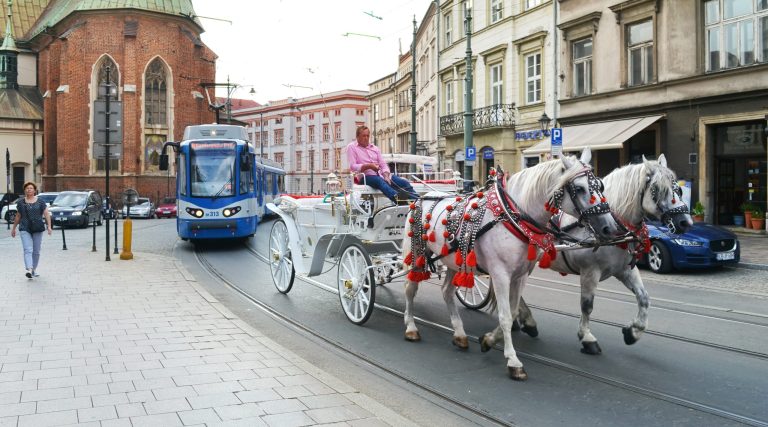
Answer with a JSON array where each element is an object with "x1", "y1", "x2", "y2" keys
[{"x1": 12, "y1": 166, "x2": 24, "y2": 194}]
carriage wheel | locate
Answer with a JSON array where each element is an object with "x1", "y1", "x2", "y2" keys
[
  {"x1": 337, "y1": 244, "x2": 376, "y2": 325},
  {"x1": 455, "y1": 274, "x2": 492, "y2": 310},
  {"x1": 269, "y1": 220, "x2": 295, "y2": 294}
]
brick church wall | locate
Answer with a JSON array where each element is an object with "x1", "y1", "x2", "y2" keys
[{"x1": 38, "y1": 10, "x2": 216, "y2": 203}]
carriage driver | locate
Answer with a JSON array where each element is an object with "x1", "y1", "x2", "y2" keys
[{"x1": 346, "y1": 126, "x2": 418, "y2": 204}]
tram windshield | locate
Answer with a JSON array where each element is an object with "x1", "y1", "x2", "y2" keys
[{"x1": 189, "y1": 141, "x2": 237, "y2": 198}]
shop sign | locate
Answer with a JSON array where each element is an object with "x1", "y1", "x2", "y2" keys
[
  {"x1": 515, "y1": 129, "x2": 549, "y2": 141},
  {"x1": 482, "y1": 148, "x2": 494, "y2": 159}
]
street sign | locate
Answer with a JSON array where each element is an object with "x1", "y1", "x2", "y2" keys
[
  {"x1": 551, "y1": 127, "x2": 563, "y2": 157},
  {"x1": 93, "y1": 101, "x2": 123, "y2": 144},
  {"x1": 465, "y1": 146, "x2": 477, "y2": 162}
]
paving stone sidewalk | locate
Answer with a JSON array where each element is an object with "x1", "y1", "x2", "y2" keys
[{"x1": 0, "y1": 235, "x2": 413, "y2": 427}]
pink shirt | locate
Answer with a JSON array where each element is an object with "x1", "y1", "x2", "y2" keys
[{"x1": 346, "y1": 141, "x2": 390, "y2": 177}]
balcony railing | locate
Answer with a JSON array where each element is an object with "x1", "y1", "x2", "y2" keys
[{"x1": 439, "y1": 103, "x2": 516, "y2": 136}]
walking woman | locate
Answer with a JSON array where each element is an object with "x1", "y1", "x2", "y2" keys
[{"x1": 10, "y1": 182, "x2": 53, "y2": 278}]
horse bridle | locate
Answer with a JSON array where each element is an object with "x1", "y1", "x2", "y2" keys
[
  {"x1": 546, "y1": 165, "x2": 611, "y2": 227},
  {"x1": 645, "y1": 175, "x2": 689, "y2": 233}
]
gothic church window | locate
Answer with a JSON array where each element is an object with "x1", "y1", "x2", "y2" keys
[{"x1": 145, "y1": 58, "x2": 168, "y2": 126}]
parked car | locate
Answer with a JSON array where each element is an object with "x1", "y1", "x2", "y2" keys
[
  {"x1": 154, "y1": 197, "x2": 177, "y2": 218},
  {"x1": 2, "y1": 192, "x2": 59, "y2": 223},
  {"x1": 641, "y1": 220, "x2": 740, "y2": 273},
  {"x1": 121, "y1": 197, "x2": 154, "y2": 219},
  {"x1": 49, "y1": 190, "x2": 103, "y2": 228},
  {"x1": 102, "y1": 198, "x2": 117, "y2": 220}
]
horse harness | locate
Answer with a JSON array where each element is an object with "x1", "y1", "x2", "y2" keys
[{"x1": 404, "y1": 165, "x2": 610, "y2": 287}]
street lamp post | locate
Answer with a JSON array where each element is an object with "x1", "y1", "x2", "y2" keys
[
  {"x1": 463, "y1": 0, "x2": 474, "y2": 192},
  {"x1": 410, "y1": 16, "x2": 418, "y2": 173},
  {"x1": 5, "y1": 148, "x2": 10, "y2": 230}
]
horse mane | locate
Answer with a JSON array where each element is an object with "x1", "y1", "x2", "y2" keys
[
  {"x1": 603, "y1": 159, "x2": 678, "y2": 223},
  {"x1": 508, "y1": 154, "x2": 588, "y2": 214}
]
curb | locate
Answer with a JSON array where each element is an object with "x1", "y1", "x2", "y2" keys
[{"x1": 736, "y1": 261, "x2": 768, "y2": 271}]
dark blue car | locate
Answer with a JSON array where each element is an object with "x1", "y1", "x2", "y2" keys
[{"x1": 643, "y1": 221, "x2": 740, "y2": 273}]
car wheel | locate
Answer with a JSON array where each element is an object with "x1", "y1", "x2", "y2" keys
[{"x1": 647, "y1": 241, "x2": 673, "y2": 274}]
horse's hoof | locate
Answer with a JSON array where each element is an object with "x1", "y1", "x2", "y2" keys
[
  {"x1": 512, "y1": 320, "x2": 521, "y2": 331},
  {"x1": 508, "y1": 366, "x2": 528, "y2": 381},
  {"x1": 404, "y1": 331, "x2": 421, "y2": 342},
  {"x1": 521, "y1": 325, "x2": 539, "y2": 338},
  {"x1": 580, "y1": 341, "x2": 602, "y2": 355},
  {"x1": 480, "y1": 336, "x2": 493, "y2": 352},
  {"x1": 622, "y1": 327, "x2": 637, "y2": 345},
  {"x1": 452, "y1": 336, "x2": 469, "y2": 350}
]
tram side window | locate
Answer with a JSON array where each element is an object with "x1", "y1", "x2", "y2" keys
[
  {"x1": 179, "y1": 154, "x2": 188, "y2": 196},
  {"x1": 277, "y1": 175, "x2": 285, "y2": 193},
  {"x1": 266, "y1": 174, "x2": 274, "y2": 196}
]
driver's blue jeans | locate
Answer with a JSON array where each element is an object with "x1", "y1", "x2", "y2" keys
[{"x1": 361, "y1": 175, "x2": 418, "y2": 202}]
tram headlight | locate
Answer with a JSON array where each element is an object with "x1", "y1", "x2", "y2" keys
[
  {"x1": 185, "y1": 207, "x2": 204, "y2": 218},
  {"x1": 222, "y1": 206, "x2": 241, "y2": 217}
]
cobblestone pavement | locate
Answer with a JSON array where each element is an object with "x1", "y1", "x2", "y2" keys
[{"x1": 0, "y1": 220, "x2": 413, "y2": 427}]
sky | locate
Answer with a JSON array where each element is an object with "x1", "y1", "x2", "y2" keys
[{"x1": 191, "y1": 0, "x2": 434, "y2": 103}]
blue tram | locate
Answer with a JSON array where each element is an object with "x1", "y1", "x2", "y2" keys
[{"x1": 160, "y1": 124, "x2": 285, "y2": 241}]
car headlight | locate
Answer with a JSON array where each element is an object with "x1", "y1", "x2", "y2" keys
[
  {"x1": 222, "y1": 206, "x2": 241, "y2": 217},
  {"x1": 185, "y1": 207, "x2": 204, "y2": 218},
  {"x1": 71, "y1": 211, "x2": 82, "y2": 216},
  {"x1": 672, "y1": 238, "x2": 702, "y2": 247}
]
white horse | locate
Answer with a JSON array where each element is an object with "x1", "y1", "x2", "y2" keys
[
  {"x1": 402, "y1": 149, "x2": 619, "y2": 381},
  {"x1": 509, "y1": 154, "x2": 692, "y2": 354}
]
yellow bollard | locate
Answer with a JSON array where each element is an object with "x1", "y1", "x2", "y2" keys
[{"x1": 120, "y1": 217, "x2": 133, "y2": 260}]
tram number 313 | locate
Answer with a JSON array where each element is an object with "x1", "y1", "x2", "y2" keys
[{"x1": 205, "y1": 211, "x2": 219, "y2": 217}]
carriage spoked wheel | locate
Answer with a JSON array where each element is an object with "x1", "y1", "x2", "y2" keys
[
  {"x1": 455, "y1": 275, "x2": 492, "y2": 310},
  {"x1": 337, "y1": 243, "x2": 376, "y2": 325},
  {"x1": 269, "y1": 220, "x2": 295, "y2": 294}
]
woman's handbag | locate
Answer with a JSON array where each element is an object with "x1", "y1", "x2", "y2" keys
[{"x1": 23, "y1": 201, "x2": 46, "y2": 233}]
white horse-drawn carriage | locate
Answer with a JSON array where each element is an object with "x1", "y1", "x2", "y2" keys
[{"x1": 266, "y1": 153, "x2": 469, "y2": 324}]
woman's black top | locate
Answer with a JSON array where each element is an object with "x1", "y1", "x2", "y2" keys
[{"x1": 18, "y1": 198, "x2": 46, "y2": 233}]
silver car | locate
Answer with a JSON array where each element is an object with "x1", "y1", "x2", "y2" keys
[{"x1": 121, "y1": 197, "x2": 154, "y2": 219}]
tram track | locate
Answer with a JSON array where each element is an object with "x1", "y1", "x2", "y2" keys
[
  {"x1": 194, "y1": 246, "x2": 512, "y2": 427},
  {"x1": 230, "y1": 242, "x2": 768, "y2": 427}
]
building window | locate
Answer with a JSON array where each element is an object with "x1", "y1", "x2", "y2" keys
[
  {"x1": 322, "y1": 149, "x2": 329, "y2": 170},
  {"x1": 309, "y1": 113, "x2": 315, "y2": 120},
  {"x1": 296, "y1": 151, "x2": 302, "y2": 171},
  {"x1": 334, "y1": 109, "x2": 341, "y2": 116},
  {"x1": 275, "y1": 117, "x2": 282, "y2": 124},
  {"x1": 356, "y1": 109, "x2": 364, "y2": 116},
  {"x1": 388, "y1": 99, "x2": 394, "y2": 117},
  {"x1": 572, "y1": 37, "x2": 593, "y2": 96},
  {"x1": 490, "y1": 63, "x2": 503, "y2": 105},
  {"x1": 526, "y1": 0, "x2": 544, "y2": 10},
  {"x1": 296, "y1": 127, "x2": 302, "y2": 144},
  {"x1": 444, "y1": 12, "x2": 453, "y2": 45},
  {"x1": 374, "y1": 104, "x2": 379, "y2": 120},
  {"x1": 309, "y1": 126, "x2": 315, "y2": 143},
  {"x1": 144, "y1": 58, "x2": 167, "y2": 126},
  {"x1": 274, "y1": 152, "x2": 284, "y2": 168},
  {"x1": 491, "y1": 0, "x2": 503, "y2": 23},
  {"x1": 334, "y1": 123, "x2": 342, "y2": 141},
  {"x1": 627, "y1": 20, "x2": 654, "y2": 86},
  {"x1": 274, "y1": 129, "x2": 284, "y2": 145},
  {"x1": 705, "y1": 0, "x2": 768, "y2": 71},
  {"x1": 445, "y1": 81, "x2": 454, "y2": 114},
  {"x1": 322, "y1": 124, "x2": 330, "y2": 142},
  {"x1": 525, "y1": 52, "x2": 541, "y2": 104},
  {"x1": 323, "y1": 111, "x2": 329, "y2": 118}
]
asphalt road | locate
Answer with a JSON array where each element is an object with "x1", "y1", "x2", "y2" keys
[{"x1": 36, "y1": 218, "x2": 767, "y2": 426}]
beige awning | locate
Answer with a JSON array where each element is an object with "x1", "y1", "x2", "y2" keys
[{"x1": 523, "y1": 115, "x2": 664, "y2": 155}]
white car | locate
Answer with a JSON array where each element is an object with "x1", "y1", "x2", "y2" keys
[
  {"x1": 121, "y1": 197, "x2": 154, "y2": 219},
  {"x1": 2, "y1": 192, "x2": 59, "y2": 223}
]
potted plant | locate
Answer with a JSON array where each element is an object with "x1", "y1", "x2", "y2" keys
[
  {"x1": 751, "y1": 207, "x2": 765, "y2": 230},
  {"x1": 740, "y1": 202, "x2": 755, "y2": 228},
  {"x1": 691, "y1": 201, "x2": 705, "y2": 222}
]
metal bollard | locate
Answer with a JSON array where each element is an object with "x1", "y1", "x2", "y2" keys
[
  {"x1": 120, "y1": 217, "x2": 133, "y2": 260},
  {"x1": 113, "y1": 216, "x2": 119, "y2": 254},
  {"x1": 61, "y1": 226, "x2": 67, "y2": 250},
  {"x1": 92, "y1": 219, "x2": 97, "y2": 252}
]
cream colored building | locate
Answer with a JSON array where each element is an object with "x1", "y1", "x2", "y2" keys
[
  {"x1": 368, "y1": 73, "x2": 397, "y2": 154},
  {"x1": 415, "y1": 2, "x2": 440, "y2": 162},
  {"x1": 438, "y1": 0, "x2": 557, "y2": 183},
  {"x1": 539, "y1": 0, "x2": 768, "y2": 226}
]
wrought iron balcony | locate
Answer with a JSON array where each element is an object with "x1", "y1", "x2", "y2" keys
[{"x1": 439, "y1": 104, "x2": 516, "y2": 136}]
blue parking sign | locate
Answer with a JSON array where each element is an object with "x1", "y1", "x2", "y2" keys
[
  {"x1": 551, "y1": 128, "x2": 563, "y2": 145},
  {"x1": 465, "y1": 146, "x2": 476, "y2": 161}
]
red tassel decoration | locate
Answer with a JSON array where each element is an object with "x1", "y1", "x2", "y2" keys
[
  {"x1": 456, "y1": 197, "x2": 463, "y2": 202},
  {"x1": 446, "y1": 205, "x2": 453, "y2": 212},
  {"x1": 425, "y1": 213, "x2": 432, "y2": 221},
  {"x1": 464, "y1": 273, "x2": 475, "y2": 288},
  {"x1": 539, "y1": 252, "x2": 552, "y2": 269},
  {"x1": 452, "y1": 272, "x2": 464, "y2": 286},
  {"x1": 455, "y1": 251, "x2": 463, "y2": 266},
  {"x1": 527, "y1": 244, "x2": 537, "y2": 261},
  {"x1": 404, "y1": 252, "x2": 413, "y2": 265},
  {"x1": 407, "y1": 231, "x2": 413, "y2": 237},
  {"x1": 589, "y1": 195, "x2": 596, "y2": 204},
  {"x1": 422, "y1": 271, "x2": 431, "y2": 281},
  {"x1": 408, "y1": 217, "x2": 415, "y2": 224},
  {"x1": 409, "y1": 203, "x2": 416, "y2": 210},
  {"x1": 471, "y1": 202, "x2": 478, "y2": 209},
  {"x1": 422, "y1": 234, "x2": 429, "y2": 241},
  {"x1": 443, "y1": 231, "x2": 450, "y2": 238},
  {"x1": 548, "y1": 248, "x2": 557, "y2": 262},
  {"x1": 424, "y1": 223, "x2": 431, "y2": 230},
  {"x1": 544, "y1": 201, "x2": 550, "y2": 211},
  {"x1": 477, "y1": 191, "x2": 484, "y2": 198},
  {"x1": 467, "y1": 250, "x2": 477, "y2": 267},
  {"x1": 490, "y1": 169, "x2": 497, "y2": 176},
  {"x1": 429, "y1": 231, "x2": 436, "y2": 242},
  {"x1": 441, "y1": 244, "x2": 449, "y2": 256},
  {"x1": 416, "y1": 256, "x2": 426, "y2": 268},
  {"x1": 441, "y1": 218, "x2": 448, "y2": 225},
  {"x1": 601, "y1": 197, "x2": 607, "y2": 203},
  {"x1": 463, "y1": 213, "x2": 471, "y2": 221},
  {"x1": 407, "y1": 270, "x2": 418, "y2": 281}
]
